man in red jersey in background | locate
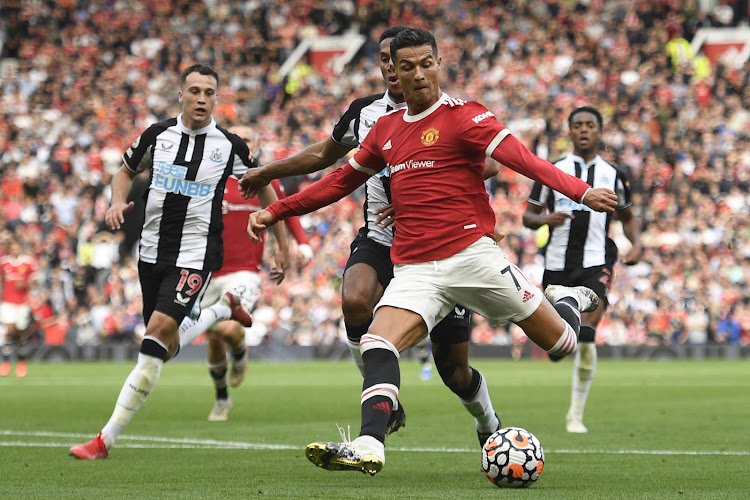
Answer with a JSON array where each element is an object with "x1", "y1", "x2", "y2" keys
[
  {"x1": 247, "y1": 28, "x2": 618, "y2": 475},
  {"x1": 179, "y1": 125, "x2": 311, "y2": 421},
  {"x1": 0, "y1": 238, "x2": 38, "y2": 377}
]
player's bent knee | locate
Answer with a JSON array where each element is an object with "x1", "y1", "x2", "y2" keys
[
  {"x1": 206, "y1": 329, "x2": 222, "y2": 343},
  {"x1": 216, "y1": 321, "x2": 244, "y2": 343},
  {"x1": 342, "y1": 296, "x2": 375, "y2": 325}
]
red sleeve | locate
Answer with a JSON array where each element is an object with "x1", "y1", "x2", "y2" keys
[
  {"x1": 490, "y1": 133, "x2": 590, "y2": 202},
  {"x1": 270, "y1": 179, "x2": 309, "y2": 244},
  {"x1": 267, "y1": 163, "x2": 371, "y2": 222}
]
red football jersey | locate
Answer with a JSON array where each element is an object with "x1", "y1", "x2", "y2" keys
[
  {"x1": 270, "y1": 94, "x2": 590, "y2": 264},
  {"x1": 217, "y1": 177, "x2": 307, "y2": 276},
  {"x1": 0, "y1": 255, "x2": 37, "y2": 304}
]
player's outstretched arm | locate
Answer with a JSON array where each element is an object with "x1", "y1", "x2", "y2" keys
[
  {"x1": 105, "y1": 165, "x2": 138, "y2": 230},
  {"x1": 239, "y1": 137, "x2": 353, "y2": 199},
  {"x1": 264, "y1": 162, "x2": 372, "y2": 223},
  {"x1": 491, "y1": 133, "x2": 615, "y2": 212}
]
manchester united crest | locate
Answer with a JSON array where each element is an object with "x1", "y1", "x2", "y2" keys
[{"x1": 421, "y1": 127, "x2": 439, "y2": 146}]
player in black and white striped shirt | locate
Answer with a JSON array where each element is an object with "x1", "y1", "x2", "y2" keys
[
  {"x1": 70, "y1": 64, "x2": 282, "y2": 460},
  {"x1": 238, "y1": 26, "x2": 503, "y2": 447},
  {"x1": 523, "y1": 106, "x2": 642, "y2": 433}
]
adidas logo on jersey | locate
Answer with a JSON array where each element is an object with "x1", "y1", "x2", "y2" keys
[
  {"x1": 522, "y1": 290, "x2": 534, "y2": 303},
  {"x1": 383, "y1": 140, "x2": 392, "y2": 150}
]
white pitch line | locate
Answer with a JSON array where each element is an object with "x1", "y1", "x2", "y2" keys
[{"x1": 1, "y1": 430, "x2": 748, "y2": 456}]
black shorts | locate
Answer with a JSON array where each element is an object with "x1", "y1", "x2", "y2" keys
[
  {"x1": 542, "y1": 264, "x2": 613, "y2": 308},
  {"x1": 138, "y1": 261, "x2": 212, "y2": 324},
  {"x1": 345, "y1": 231, "x2": 472, "y2": 345},
  {"x1": 344, "y1": 231, "x2": 394, "y2": 289},
  {"x1": 430, "y1": 305, "x2": 472, "y2": 345}
]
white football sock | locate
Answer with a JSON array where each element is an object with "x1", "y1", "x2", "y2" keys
[
  {"x1": 100, "y1": 352, "x2": 164, "y2": 449},
  {"x1": 353, "y1": 434, "x2": 386, "y2": 462},
  {"x1": 178, "y1": 304, "x2": 230, "y2": 348},
  {"x1": 460, "y1": 372, "x2": 499, "y2": 433},
  {"x1": 569, "y1": 342, "x2": 597, "y2": 419}
]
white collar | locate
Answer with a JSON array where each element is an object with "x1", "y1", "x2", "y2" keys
[
  {"x1": 402, "y1": 92, "x2": 448, "y2": 123},
  {"x1": 569, "y1": 153, "x2": 600, "y2": 167},
  {"x1": 176, "y1": 113, "x2": 215, "y2": 134}
]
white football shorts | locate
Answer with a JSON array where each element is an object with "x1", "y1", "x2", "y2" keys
[
  {"x1": 0, "y1": 302, "x2": 33, "y2": 331},
  {"x1": 375, "y1": 237, "x2": 543, "y2": 332},
  {"x1": 200, "y1": 270, "x2": 262, "y2": 309}
]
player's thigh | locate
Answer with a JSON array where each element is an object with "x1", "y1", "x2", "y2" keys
[
  {"x1": 149, "y1": 263, "x2": 212, "y2": 325},
  {"x1": 343, "y1": 235, "x2": 392, "y2": 308},
  {"x1": 431, "y1": 304, "x2": 471, "y2": 345},
  {"x1": 138, "y1": 261, "x2": 161, "y2": 324},
  {"x1": 376, "y1": 261, "x2": 455, "y2": 335},
  {"x1": 342, "y1": 264, "x2": 384, "y2": 313},
  {"x1": 443, "y1": 238, "x2": 543, "y2": 324},
  {"x1": 0, "y1": 303, "x2": 31, "y2": 331},
  {"x1": 370, "y1": 305, "x2": 429, "y2": 353}
]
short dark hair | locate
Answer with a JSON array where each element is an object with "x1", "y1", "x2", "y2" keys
[
  {"x1": 180, "y1": 64, "x2": 219, "y2": 89},
  {"x1": 379, "y1": 25, "x2": 410, "y2": 44},
  {"x1": 390, "y1": 27, "x2": 438, "y2": 63},
  {"x1": 568, "y1": 106, "x2": 603, "y2": 130}
]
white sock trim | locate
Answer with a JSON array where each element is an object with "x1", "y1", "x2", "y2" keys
[
  {"x1": 360, "y1": 383, "x2": 399, "y2": 407},
  {"x1": 345, "y1": 337, "x2": 365, "y2": 377},
  {"x1": 547, "y1": 323, "x2": 578, "y2": 357},
  {"x1": 359, "y1": 333, "x2": 400, "y2": 358}
]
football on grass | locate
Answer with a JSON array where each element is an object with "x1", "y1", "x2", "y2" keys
[{"x1": 481, "y1": 427, "x2": 544, "y2": 488}]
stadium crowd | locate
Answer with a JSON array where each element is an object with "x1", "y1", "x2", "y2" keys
[{"x1": 1, "y1": 0, "x2": 749, "y2": 354}]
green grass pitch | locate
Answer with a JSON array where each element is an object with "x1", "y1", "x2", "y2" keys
[{"x1": 1, "y1": 358, "x2": 748, "y2": 499}]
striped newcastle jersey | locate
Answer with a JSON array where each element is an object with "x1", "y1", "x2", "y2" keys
[
  {"x1": 527, "y1": 154, "x2": 632, "y2": 271},
  {"x1": 123, "y1": 114, "x2": 252, "y2": 271},
  {"x1": 331, "y1": 92, "x2": 406, "y2": 247}
]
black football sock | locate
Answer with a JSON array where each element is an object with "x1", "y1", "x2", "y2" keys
[{"x1": 359, "y1": 334, "x2": 400, "y2": 444}]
